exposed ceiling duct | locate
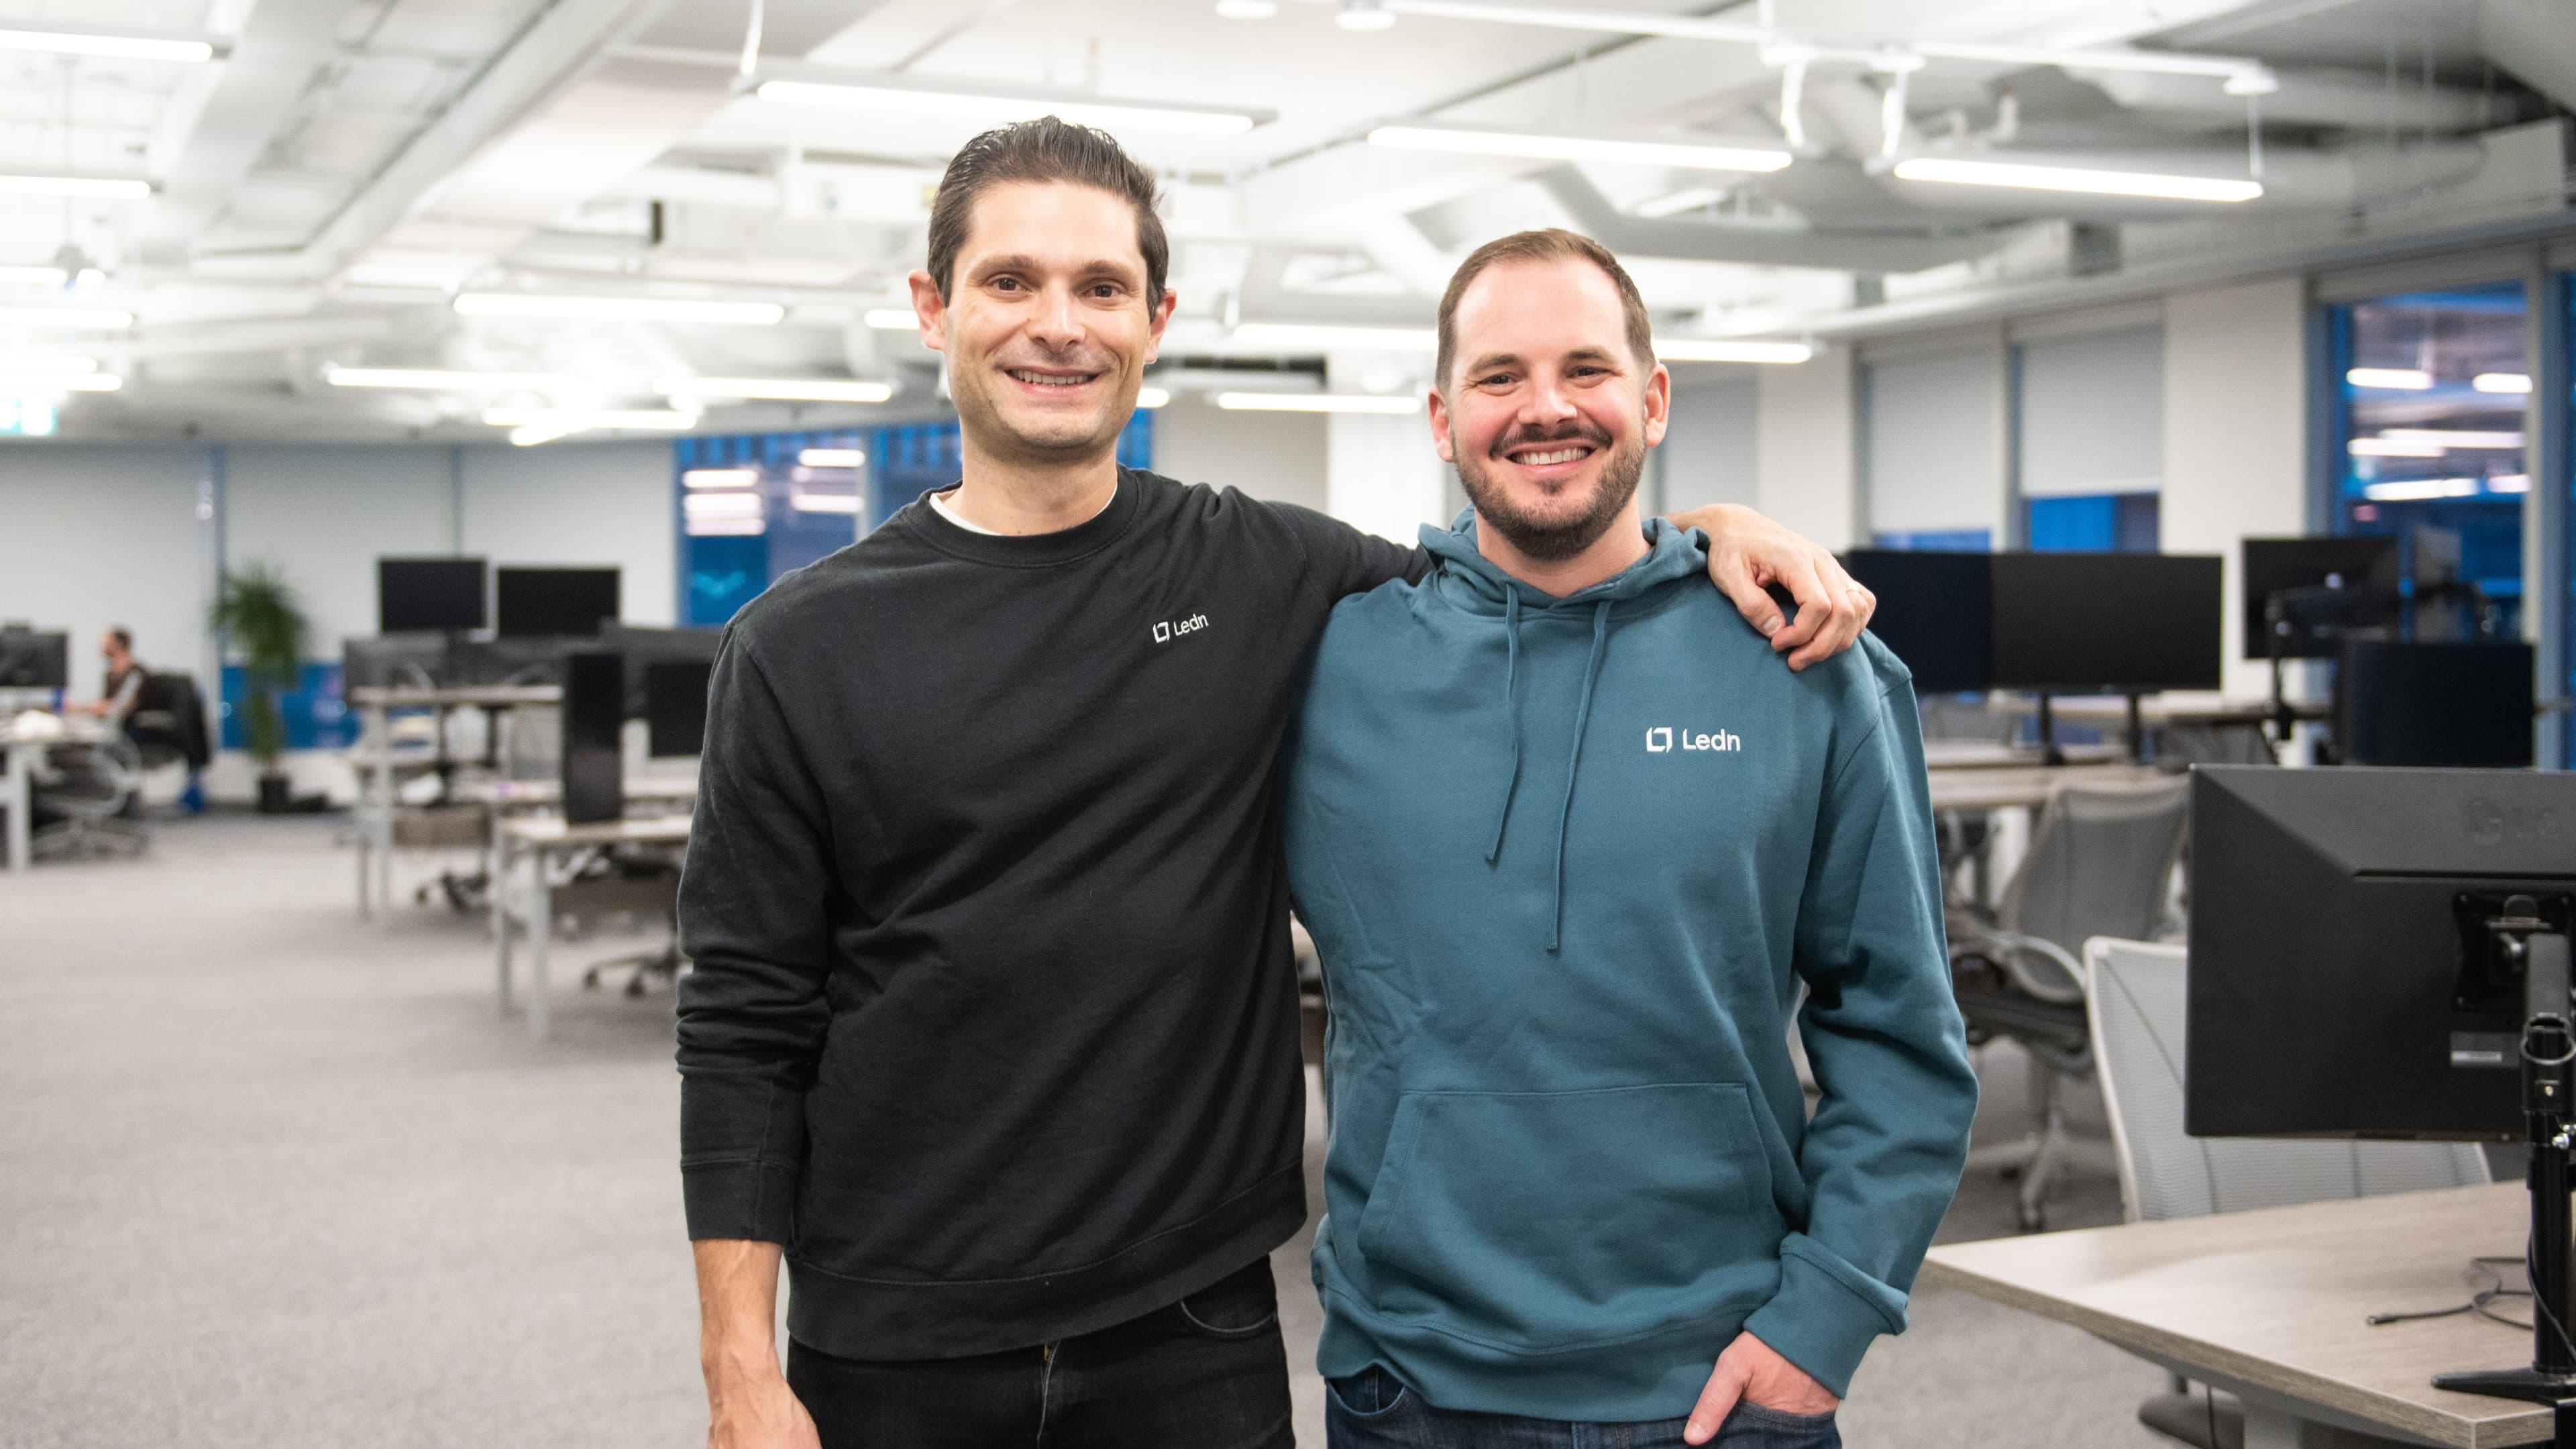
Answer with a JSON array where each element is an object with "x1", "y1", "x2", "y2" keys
[
  {"x1": 2479, "y1": 0, "x2": 2576, "y2": 115},
  {"x1": 1532, "y1": 166, "x2": 2003, "y2": 273},
  {"x1": 2078, "y1": 64, "x2": 2499, "y2": 132}
]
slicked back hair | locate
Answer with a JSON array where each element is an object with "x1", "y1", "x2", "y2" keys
[
  {"x1": 926, "y1": 117, "x2": 1169, "y2": 312},
  {"x1": 1436, "y1": 229, "x2": 1655, "y2": 393}
]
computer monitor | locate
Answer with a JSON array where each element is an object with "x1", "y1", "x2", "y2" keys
[
  {"x1": 377, "y1": 557, "x2": 487, "y2": 634},
  {"x1": 2239, "y1": 537, "x2": 2398, "y2": 661},
  {"x1": 2186, "y1": 765, "x2": 2576, "y2": 1141},
  {"x1": 561, "y1": 651, "x2": 625, "y2": 824},
  {"x1": 645, "y1": 660, "x2": 711, "y2": 757},
  {"x1": 495, "y1": 567, "x2": 621, "y2": 638},
  {"x1": 2339, "y1": 639, "x2": 2534, "y2": 768},
  {"x1": 1837, "y1": 550, "x2": 1993, "y2": 694},
  {"x1": 0, "y1": 628, "x2": 70, "y2": 689},
  {"x1": 598, "y1": 623, "x2": 721, "y2": 716},
  {"x1": 1988, "y1": 551, "x2": 2223, "y2": 693}
]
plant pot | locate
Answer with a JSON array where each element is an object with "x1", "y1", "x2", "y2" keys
[{"x1": 256, "y1": 772, "x2": 294, "y2": 814}]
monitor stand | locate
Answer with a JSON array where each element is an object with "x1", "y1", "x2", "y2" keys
[
  {"x1": 2434, "y1": 925, "x2": 2576, "y2": 1419},
  {"x1": 2032, "y1": 693, "x2": 2065, "y2": 766}
]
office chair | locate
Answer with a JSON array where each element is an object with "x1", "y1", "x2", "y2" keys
[
  {"x1": 1949, "y1": 773, "x2": 2190, "y2": 1230},
  {"x1": 2086, "y1": 936, "x2": 2487, "y2": 1449},
  {"x1": 32, "y1": 736, "x2": 149, "y2": 861},
  {"x1": 576, "y1": 848, "x2": 688, "y2": 997},
  {"x1": 127, "y1": 672, "x2": 212, "y2": 810}
]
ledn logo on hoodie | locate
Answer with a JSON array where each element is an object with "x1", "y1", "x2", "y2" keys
[{"x1": 1646, "y1": 725, "x2": 1741, "y2": 754}]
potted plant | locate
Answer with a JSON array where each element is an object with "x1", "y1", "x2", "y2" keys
[{"x1": 209, "y1": 562, "x2": 309, "y2": 813}]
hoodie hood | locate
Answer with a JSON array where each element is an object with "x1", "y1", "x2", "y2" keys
[{"x1": 1418, "y1": 511, "x2": 1708, "y2": 952}]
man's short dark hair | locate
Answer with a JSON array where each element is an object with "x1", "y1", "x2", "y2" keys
[
  {"x1": 926, "y1": 117, "x2": 1169, "y2": 312},
  {"x1": 1436, "y1": 229, "x2": 1656, "y2": 394},
  {"x1": 107, "y1": 627, "x2": 131, "y2": 651}
]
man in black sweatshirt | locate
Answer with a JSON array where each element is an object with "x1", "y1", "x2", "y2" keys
[{"x1": 677, "y1": 117, "x2": 1876, "y2": 1449}]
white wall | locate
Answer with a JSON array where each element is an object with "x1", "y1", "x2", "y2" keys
[
  {"x1": 0, "y1": 444, "x2": 208, "y2": 700},
  {"x1": 226, "y1": 445, "x2": 455, "y2": 653},
  {"x1": 1863, "y1": 334, "x2": 2008, "y2": 539},
  {"x1": 2159, "y1": 276, "x2": 2310, "y2": 699},
  {"x1": 1150, "y1": 394, "x2": 1329, "y2": 511},
  {"x1": 1661, "y1": 376, "x2": 1760, "y2": 514},
  {"x1": 461, "y1": 441, "x2": 677, "y2": 625},
  {"x1": 1755, "y1": 344, "x2": 1858, "y2": 551}
]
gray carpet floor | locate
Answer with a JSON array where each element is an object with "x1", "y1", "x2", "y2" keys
[{"x1": 0, "y1": 814, "x2": 2167, "y2": 1448}]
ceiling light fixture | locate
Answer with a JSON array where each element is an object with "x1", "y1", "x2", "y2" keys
[
  {"x1": 2473, "y1": 372, "x2": 2533, "y2": 394},
  {"x1": 686, "y1": 516, "x2": 768, "y2": 536},
  {"x1": 1889, "y1": 156, "x2": 2261, "y2": 202},
  {"x1": 655, "y1": 376, "x2": 895, "y2": 403},
  {"x1": 1215, "y1": 0, "x2": 1279, "y2": 15},
  {"x1": 798, "y1": 447, "x2": 867, "y2": 468},
  {"x1": 323, "y1": 366, "x2": 583, "y2": 391},
  {"x1": 2379, "y1": 429, "x2": 2523, "y2": 449},
  {"x1": 2347, "y1": 437, "x2": 2447, "y2": 459},
  {"x1": 1216, "y1": 391, "x2": 1420, "y2": 415},
  {"x1": 0, "y1": 372, "x2": 119, "y2": 394},
  {"x1": 0, "y1": 23, "x2": 219, "y2": 61},
  {"x1": 1232, "y1": 321, "x2": 1436, "y2": 352},
  {"x1": 1338, "y1": 0, "x2": 1398, "y2": 30},
  {"x1": 1136, "y1": 386, "x2": 1171, "y2": 409},
  {"x1": 0, "y1": 266, "x2": 68, "y2": 288},
  {"x1": 453, "y1": 293, "x2": 786, "y2": 325},
  {"x1": 2345, "y1": 367, "x2": 2432, "y2": 390},
  {"x1": 1631, "y1": 186, "x2": 1726, "y2": 218},
  {"x1": 0, "y1": 355, "x2": 98, "y2": 374},
  {"x1": 753, "y1": 76, "x2": 1265, "y2": 136},
  {"x1": 790, "y1": 491, "x2": 861, "y2": 515},
  {"x1": 863, "y1": 308, "x2": 920, "y2": 330},
  {"x1": 0, "y1": 305, "x2": 135, "y2": 329},
  {"x1": 0, "y1": 174, "x2": 154, "y2": 199},
  {"x1": 2361, "y1": 477, "x2": 2482, "y2": 501},
  {"x1": 684, "y1": 492, "x2": 764, "y2": 519},
  {"x1": 1368, "y1": 124, "x2": 1792, "y2": 173},
  {"x1": 482, "y1": 407, "x2": 700, "y2": 431},
  {"x1": 1655, "y1": 338, "x2": 1813, "y2": 364},
  {"x1": 2489, "y1": 475, "x2": 2531, "y2": 494},
  {"x1": 682, "y1": 468, "x2": 761, "y2": 490}
]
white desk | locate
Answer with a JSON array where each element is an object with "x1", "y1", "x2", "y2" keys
[
  {"x1": 347, "y1": 684, "x2": 558, "y2": 917},
  {"x1": 1925, "y1": 761, "x2": 2174, "y2": 814},
  {"x1": 1, "y1": 714, "x2": 113, "y2": 873},
  {"x1": 492, "y1": 813, "x2": 692, "y2": 1040}
]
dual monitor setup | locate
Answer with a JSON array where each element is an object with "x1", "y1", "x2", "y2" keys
[
  {"x1": 0, "y1": 623, "x2": 72, "y2": 691},
  {"x1": 379, "y1": 557, "x2": 621, "y2": 639},
  {"x1": 1845, "y1": 537, "x2": 2536, "y2": 768}
]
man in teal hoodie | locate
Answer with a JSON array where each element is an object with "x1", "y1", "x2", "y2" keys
[{"x1": 1281, "y1": 229, "x2": 1978, "y2": 1449}]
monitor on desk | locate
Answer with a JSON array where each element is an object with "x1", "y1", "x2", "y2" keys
[
  {"x1": 2338, "y1": 639, "x2": 2534, "y2": 768},
  {"x1": 2186, "y1": 765, "x2": 2575, "y2": 1141},
  {"x1": 598, "y1": 624, "x2": 720, "y2": 717},
  {"x1": 1988, "y1": 551, "x2": 2223, "y2": 693},
  {"x1": 1837, "y1": 551, "x2": 1992, "y2": 694},
  {"x1": 495, "y1": 568, "x2": 621, "y2": 638},
  {"x1": 0, "y1": 627, "x2": 69, "y2": 690},
  {"x1": 2239, "y1": 537, "x2": 2398, "y2": 661},
  {"x1": 378, "y1": 557, "x2": 487, "y2": 634}
]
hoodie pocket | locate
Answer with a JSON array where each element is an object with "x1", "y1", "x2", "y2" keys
[{"x1": 1352, "y1": 1083, "x2": 1778, "y2": 1352}]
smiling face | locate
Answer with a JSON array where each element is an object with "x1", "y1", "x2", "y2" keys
[
  {"x1": 908, "y1": 180, "x2": 1174, "y2": 471},
  {"x1": 1430, "y1": 255, "x2": 1670, "y2": 563}
]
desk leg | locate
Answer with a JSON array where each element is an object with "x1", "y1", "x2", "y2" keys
[
  {"x1": 2239, "y1": 1403, "x2": 2345, "y2": 1449},
  {"x1": 494, "y1": 837, "x2": 515, "y2": 1017},
  {"x1": 529, "y1": 852, "x2": 552, "y2": 1042},
  {"x1": 5, "y1": 745, "x2": 30, "y2": 875}
]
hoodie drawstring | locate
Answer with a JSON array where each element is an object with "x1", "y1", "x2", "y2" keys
[
  {"x1": 1547, "y1": 600, "x2": 1613, "y2": 953},
  {"x1": 1483, "y1": 588, "x2": 1523, "y2": 863}
]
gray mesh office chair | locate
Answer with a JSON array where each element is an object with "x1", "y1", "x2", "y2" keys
[
  {"x1": 2087, "y1": 937, "x2": 2488, "y2": 1449},
  {"x1": 32, "y1": 737, "x2": 148, "y2": 860},
  {"x1": 1950, "y1": 774, "x2": 2190, "y2": 1230}
]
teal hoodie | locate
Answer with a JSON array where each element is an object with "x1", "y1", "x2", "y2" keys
[{"x1": 1281, "y1": 515, "x2": 1976, "y2": 1422}]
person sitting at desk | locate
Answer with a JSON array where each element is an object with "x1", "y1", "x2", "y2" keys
[{"x1": 76, "y1": 627, "x2": 144, "y2": 724}]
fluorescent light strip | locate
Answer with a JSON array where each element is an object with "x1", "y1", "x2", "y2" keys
[
  {"x1": 2473, "y1": 372, "x2": 2533, "y2": 394},
  {"x1": 324, "y1": 366, "x2": 582, "y2": 391},
  {"x1": 2345, "y1": 367, "x2": 2431, "y2": 390},
  {"x1": 0, "y1": 305, "x2": 133, "y2": 329},
  {"x1": 683, "y1": 468, "x2": 761, "y2": 490},
  {"x1": 1368, "y1": 125, "x2": 1791, "y2": 174},
  {"x1": 863, "y1": 308, "x2": 919, "y2": 331},
  {"x1": 482, "y1": 407, "x2": 698, "y2": 430},
  {"x1": 453, "y1": 293, "x2": 786, "y2": 325},
  {"x1": 2490, "y1": 475, "x2": 2531, "y2": 494},
  {"x1": 656, "y1": 376, "x2": 894, "y2": 403},
  {"x1": 2348, "y1": 437, "x2": 2447, "y2": 458},
  {"x1": 2362, "y1": 477, "x2": 2484, "y2": 501},
  {"x1": 2380, "y1": 429, "x2": 2522, "y2": 449},
  {"x1": 0, "y1": 373, "x2": 119, "y2": 393},
  {"x1": 798, "y1": 447, "x2": 866, "y2": 468},
  {"x1": 1136, "y1": 386, "x2": 1171, "y2": 409},
  {"x1": 684, "y1": 492, "x2": 763, "y2": 519},
  {"x1": 0, "y1": 266, "x2": 68, "y2": 288},
  {"x1": 0, "y1": 174, "x2": 153, "y2": 199},
  {"x1": 0, "y1": 25, "x2": 215, "y2": 62},
  {"x1": 1216, "y1": 391, "x2": 1420, "y2": 415},
  {"x1": 755, "y1": 79, "x2": 1258, "y2": 136},
  {"x1": 686, "y1": 517, "x2": 767, "y2": 536},
  {"x1": 1232, "y1": 321, "x2": 1436, "y2": 352},
  {"x1": 1890, "y1": 156, "x2": 2261, "y2": 203},
  {"x1": 1655, "y1": 338, "x2": 1812, "y2": 364},
  {"x1": 0, "y1": 355, "x2": 98, "y2": 374},
  {"x1": 790, "y1": 491, "x2": 861, "y2": 514}
]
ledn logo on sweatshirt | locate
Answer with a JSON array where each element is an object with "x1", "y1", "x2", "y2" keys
[
  {"x1": 1152, "y1": 612, "x2": 1211, "y2": 645},
  {"x1": 1646, "y1": 725, "x2": 1741, "y2": 754}
]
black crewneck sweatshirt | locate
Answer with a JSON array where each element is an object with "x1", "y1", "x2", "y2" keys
[{"x1": 676, "y1": 468, "x2": 1423, "y2": 1360}]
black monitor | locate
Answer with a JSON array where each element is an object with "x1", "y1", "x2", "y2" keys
[
  {"x1": 1838, "y1": 550, "x2": 1993, "y2": 694},
  {"x1": 2188, "y1": 765, "x2": 2575, "y2": 1140},
  {"x1": 495, "y1": 568, "x2": 621, "y2": 638},
  {"x1": 2239, "y1": 537, "x2": 2399, "y2": 661},
  {"x1": 2339, "y1": 639, "x2": 2534, "y2": 768},
  {"x1": 378, "y1": 557, "x2": 487, "y2": 634},
  {"x1": 598, "y1": 623, "x2": 721, "y2": 716},
  {"x1": 645, "y1": 660, "x2": 711, "y2": 757},
  {"x1": 0, "y1": 628, "x2": 69, "y2": 689},
  {"x1": 1988, "y1": 551, "x2": 2223, "y2": 693},
  {"x1": 561, "y1": 651, "x2": 625, "y2": 824}
]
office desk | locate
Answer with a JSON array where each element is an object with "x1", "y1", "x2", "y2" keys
[
  {"x1": 1925, "y1": 761, "x2": 2173, "y2": 814},
  {"x1": 2, "y1": 714, "x2": 113, "y2": 873},
  {"x1": 1923, "y1": 1183, "x2": 2546, "y2": 1448},
  {"x1": 347, "y1": 684, "x2": 559, "y2": 917},
  {"x1": 1923, "y1": 741, "x2": 2123, "y2": 770},
  {"x1": 449, "y1": 774, "x2": 696, "y2": 810},
  {"x1": 492, "y1": 813, "x2": 691, "y2": 1040}
]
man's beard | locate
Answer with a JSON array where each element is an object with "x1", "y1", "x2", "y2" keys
[{"x1": 1454, "y1": 420, "x2": 1647, "y2": 562}]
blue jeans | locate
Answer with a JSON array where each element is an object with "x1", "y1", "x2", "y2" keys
[{"x1": 1326, "y1": 1366, "x2": 1839, "y2": 1449}]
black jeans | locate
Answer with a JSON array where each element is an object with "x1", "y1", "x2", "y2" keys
[
  {"x1": 787, "y1": 1258, "x2": 1295, "y2": 1449},
  {"x1": 1326, "y1": 1366, "x2": 1840, "y2": 1449}
]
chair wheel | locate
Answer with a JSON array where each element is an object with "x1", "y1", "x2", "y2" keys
[
  {"x1": 625, "y1": 977, "x2": 647, "y2": 998},
  {"x1": 580, "y1": 969, "x2": 602, "y2": 989}
]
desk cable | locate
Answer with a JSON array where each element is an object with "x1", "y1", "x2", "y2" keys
[{"x1": 2366, "y1": 1254, "x2": 2534, "y2": 1333}]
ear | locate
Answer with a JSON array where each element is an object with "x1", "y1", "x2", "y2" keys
[
  {"x1": 1428, "y1": 384, "x2": 1458, "y2": 465},
  {"x1": 1143, "y1": 287, "x2": 1178, "y2": 365},
  {"x1": 906, "y1": 269, "x2": 947, "y2": 356},
  {"x1": 1641, "y1": 362, "x2": 1672, "y2": 449}
]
